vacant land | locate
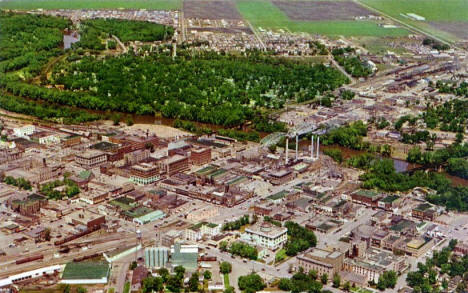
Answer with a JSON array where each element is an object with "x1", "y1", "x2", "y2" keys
[
  {"x1": 358, "y1": 0, "x2": 468, "y2": 41},
  {"x1": 273, "y1": 1, "x2": 373, "y2": 21},
  {"x1": 184, "y1": 0, "x2": 241, "y2": 20},
  {"x1": 237, "y1": 0, "x2": 408, "y2": 37},
  {"x1": 0, "y1": 0, "x2": 181, "y2": 10}
]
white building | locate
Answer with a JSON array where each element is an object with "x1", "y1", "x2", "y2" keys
[
  {"x1": 38, "y1": 134, "x2": 60, "y2": 145},
  {"x1": 241, "y1": 222, "x2": 287, "y2": 250},
  {"x1": 13, "y1": 125, "x2": 35, "y2": 137}
]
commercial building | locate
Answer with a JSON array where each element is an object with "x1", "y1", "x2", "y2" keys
[
  {"x1": 13, "y1": 125, "x2": 35, "y2": 137},
  {"x1": 75, "y1": 150, "x2": 107, "y2": 169},
  {"x1": 165, "y1": 155, "x2": 190, "y2": 176},
  {"x1": 412, "y1": 203, "x2": 438, "y2": 221},
  {"x1": 133, "y1": 210, "x2": 165, "y2": 225},
  {"x1": 10, "y1": 194, "x2": 48, "y2": 217},
  {"x1": 60, "y1": 262, "x2": 110, "y2": 284},
  {"x1": 145, "y1": 246, "x2": 169, "y2": 268},
  {"x1": 65, "y1": 210, "x2": 105, "y2": 229},
  {"x1": 241, "y1": 222, "x2": 287, "y2": 250},
  {"x1": 190, "y1": 147, "x2": 212, "y2": 165},
  {"x1": 104, "y1": 244, "x2": 142, "y2": 263},
  {"x1": 454, "y1": 241, "x2": 468, "y2": 257},
  {"x1": 130, "y1": 163, "x2": 160, "y2": 185},
  {"x1": 297, "y1": 248, "x2": 344, "y2": 277}
]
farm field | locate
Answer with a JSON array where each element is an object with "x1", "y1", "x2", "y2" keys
[
  {"x1": 358, "y1": 0, "x2": 468, "y2": 41},
  {"x1": 237, "y1": 0, "x2": 408, "y2": 37},
  {"x1": 184, "y1": 0, "x2": 241, "y2": 20},
  {"x1": 0, "y1": 0, "x2": 182, "y2": 10}
]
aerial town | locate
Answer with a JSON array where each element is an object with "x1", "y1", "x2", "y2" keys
[{"x1": 0, "y1": 1, "x2": 467, "y2": 293}]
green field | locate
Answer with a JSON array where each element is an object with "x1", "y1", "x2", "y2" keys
[
  {"x1": 237, "y1": 0, "x2": 408, "y2": 37},
  {"x1": 358, "y1": 0, "x2": 468, "y2": 42},
  {"x1": 0, "y1": 0, "x2": 181, "y2": 10},
  {"x1": 62, "y1": 262, "x2": 110, "y2": 280}
]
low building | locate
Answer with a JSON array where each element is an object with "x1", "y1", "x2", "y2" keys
[
  {"x1": 412, "y1": 203, "x2": 438, "y2": 221},
  {"x1": 60, "y1": 262, "x2": 110, "y2": 284},
  {"x1": 10, "y1": 194, "x2": 48, "y2": 217},
  {"x1": 133, "y1": 210, "x2": 165, "y2": 225},
  {"x1": 13, "y1": 125, "x2": 35, "y2": 137},
  {"x1": 65, "y1": 210, "x2": 105, "y2": 229},
  {"x1": 454, "y1": 241, "x2": 468, "y2": 257},
  {"x1": 297, "y1": 248, "x2": 344, "y2": 277},
  {"x1": 241, "y1": 222, "x2": 287, "y2": 250},
  {"x1": 351, "y1": 190, "x2": 383, "y2": 207}
]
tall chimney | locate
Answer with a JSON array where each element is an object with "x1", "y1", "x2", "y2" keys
[
  {"x1": 311, "y1": 136, "x2": 314, "y2": 159},
  {"x1": 316, "y1": 136, "x2": 320, "y2": 159},
  {"x1": 285, "y1": 138, "x2": 289, "y2": 165},
  {"x1": 295, "y1": 135, "x2": 298, "y2": 161}
]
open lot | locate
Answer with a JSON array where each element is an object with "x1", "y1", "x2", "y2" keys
[
  {"x1": 184, "y1": 0, "x2": 241, "y2": 20},
  {"x1": 273, "y1": 1, "x2": 373, "y2": 21},
  {"x1": 358, "y1": 0, "x2": 468, "y2": 41},
  {"x1": 0, "y1": 0, "x2": 182, "y2": 10},
  {"x1": 237, "y1": 0, "x2": 408, "y2": 36}
]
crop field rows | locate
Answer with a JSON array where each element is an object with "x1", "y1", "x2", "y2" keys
[{"x1": 183, "y1": 0, "x2": 241, "y2": 20}]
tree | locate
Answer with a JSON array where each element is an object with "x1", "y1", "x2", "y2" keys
[
  {"x1": 308, "y1": 270, "x2": 318, "y2": 280},
  {"x1": 220, "y1": 262, "x2": 232, "y2": 274},
  {"x1": 188, "y1": 272, "x2": 199, "y2": 292},
  {"x1": 219, "y1": 241, "x2": 228, "y2": 252},
  {"x1": 158, "y1": 268, "x2": 170, "y2": 283},
  {"x1": 167, "y1": 275, "x2": 183, "y2": 293},
  {"x1": 204, "y1": 270, "x2": 212, "y2": 280},
  {"x1": 129, "y1": 261, "x2": 137, "y2": 270},
  {"x1": 62, "y1": 284, "x2": 70, "y2": 293},
  {"x1": 278, "y1": 278, "x2": 292, "y2": 291},
  {"x1": 332, "y1": 273, "x2": 341, "y2": 288},
  {"x1": 224, "y1": 287, "x2": 235, "y2": 293},
  {"x1": 320, "y1": 273, "x2": 328, "y2": 285},
  {"x1": 77, "y1": 287, "x2": 87, "y2": 293},
  {"x1": 343, "y1": 281, "x2": 351, "y2": 291},
  {"x1": 175, "y1": 266, "x2": 186, "y2": 277},
  {"x1": 142, "y1": 276, "x2": 164, "y2": 293},
  {"x1": 238, "y1": 273, "x2": 266, "y2": 293},
  {"x1": 44, "y1": 228, "x2": 51, "y2": 241}
]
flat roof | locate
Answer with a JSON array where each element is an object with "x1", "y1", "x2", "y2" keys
[{"x1": 62, "y1": 262, "x2": 110, "y2": 280}]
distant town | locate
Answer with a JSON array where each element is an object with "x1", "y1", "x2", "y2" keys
[{"x1": 0, "y1": 1, "x2": 467, "y2": 293}]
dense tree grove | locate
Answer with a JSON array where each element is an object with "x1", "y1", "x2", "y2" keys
[
  {"x1": 238, "y1": 273, "x2": 266, "y2": 293},
  {"x1": 407, "y1": 143, "x2": 468, "y2": 168},
  {"x1": 332, "y1": 47, "x2": 372, "y2": 78},
  {"x1": 422, "y1": 99, "x2": 467, "y2": 132},
  {"x1": 3, "y1": 176, "x2": 32, "y2": 190},
  {"x1": 446, "y1": 158, "x2": 468, "y2": 179},
  {"x1": 46, "y1": 51, "x2": 347, "y2": 126},
  {"x1": 0, "y1": 94, "x2": 99, "y2": 124},
  {"x1": 40, "y1": 178, "x2": 80, "y2": 200},
  {"x1": 80, "y1": 18, "x2": 174, "y2": 43},
  {"x1": 278, "y1": 270, "x2": 323, "y2": 293},
  {"x1": 222, "y1": 215, "x2": 250, "y2": 231},
  {"x1": 228, "y1": 242, "x2": 258, "y2": 260},
  {"x1": 284, "y1": 221, "x2": 317, "y2": 256},
  {"x1": 0, "y1": 11, "x2": 70, "y2": 77},
  {"x1": 406, "y1": 240, "x2": 468, "y2": 293},
  {"x1": 321, "y1": 120, "x2": 368, "y2": 150},
  {"x1": 436, "y1": 81, "x2": 468, "y2": 97},
  {"x1": 377, "y1": 271, "x2": 397, "y2": 290}
]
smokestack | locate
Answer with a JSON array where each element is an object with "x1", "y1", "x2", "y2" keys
[
  {"x1": 316, "y1": 136, "x2": 320, "y2": 159},
  {"x1": 285, "y1": 138, "x2": 289, "y2": 165},
  {"x1": 311, "y1": 136, "x2": 314, "y2": 159},
  {"x1": 295, "y1": 135, "x2": 298, "y2": 161},
  {"x1": 43, "y1": 158, "x2": 47, "y2": 167}
]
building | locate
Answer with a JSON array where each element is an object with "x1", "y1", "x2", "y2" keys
[
  {"x1": 170, "y1": 243, "x2": 198, "y2": 272},
  {"x1": 351, "y1": 190, "x2": 384, "y2": 207},
  {"x1": 297, "y1": 248, "x2": 344, "y2": 277},
  {"x1": 241, "y1": 222, "x2": 287, "y2": 250},
  {"x1": 133, "y1": 210, "x2": 165, "y2": 225},
  {"x1": 10, "y1": 194, "x2": 48, "y2": 217},
  {"x1": 145, "y1": 247, "x2": 169, "y2": 268},
  {"x1": 185, "y1": 222, "x2": 220, "y2": 241},
  {"x1": 104, "y1": 245, "x2": 141, "y2": 263},
  {"x1": 412, "y1": 203, "x2": 438, "y2": 221},
  {"x1": 130, "y1": 163, "x2": 160, "y2": 185},
  {"x1": 61, "y1": 262, "x2": 110, "y2": 284},
  {"x1": 35, "y1": 132, "x2": 60, "y2": 145},
  {"x1": 190, "y1": 148, "x2": 211, "y2": 165},
  {"x1": 131, "y1": 265, "x2": 148, "y2": 292},
  {"x1": 165, "y1": 155, "x2": 189, "y2": 176},
  {"x1": 454, "y1": 241, "x2": 468, "y2": 257},
  {"x1": 343, "y1": 258, "x2": 383, "y2": 283},
  {"x1": 267, "y1": 169, "x2": 294, "y2": 185},
  {"x1": 13, "y1": 125, "x2": 35, "y2": 137},
  {"x1": 65, "y1": 210, "x2": 105, "y2": 229},
  {"x1": 75, "y1": 150, "x2": 107, "y2": 169}
]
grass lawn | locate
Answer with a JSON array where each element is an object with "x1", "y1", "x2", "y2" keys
[
  {"x1": 0, "y1": 0, "x2": 181, "y2": 10},
  {"x1": 223, "y1": 273, "x2": 230, "y2": 288},
  {"x1": 236, "y1": 0, "x2": 408, "y2": 37},
  {"x1": 358, "y1": 0, "x2": 468, "y2": 42}
]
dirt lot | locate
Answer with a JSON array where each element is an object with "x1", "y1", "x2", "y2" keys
[
  {"x1": 184, "y1": 0, "x2": 241, "y2": 20},
  {"x1": 273, "y1": 1, "x2": 374, "y2": 21},
  {"x1": 429, "y1": 21, "x2": 468, "y2": 39}
]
